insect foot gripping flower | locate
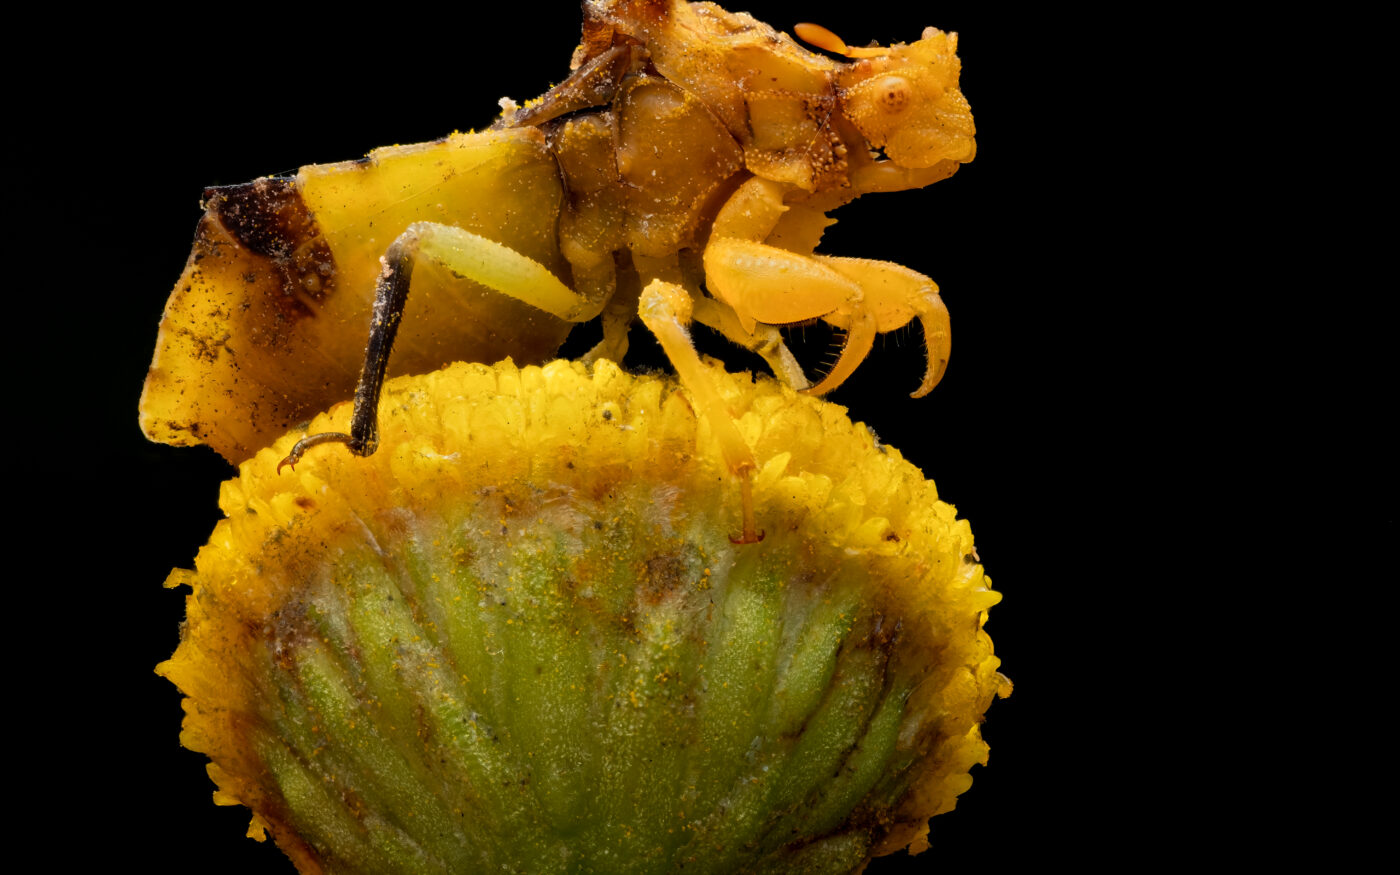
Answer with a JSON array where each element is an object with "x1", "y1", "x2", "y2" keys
[{"x1": 159, "y1": 359, "x2": 1008, "y2": 874}]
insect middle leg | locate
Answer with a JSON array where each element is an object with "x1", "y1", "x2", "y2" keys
[
  {"x1": 279, "y1": 221, "x2": 603, "y2": 471},
  {"x1": 638, "y1": 279, "x2": 763, "y2": 544},
  {"x1": 690, "y1": 297, "x2": 810, "y2": 391}
]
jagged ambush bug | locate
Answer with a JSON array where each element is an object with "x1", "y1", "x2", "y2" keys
[
  {"x1": 139, "y1": 0, "x2": 975, "y2": 540},
  {"x1": 147, "y1": 2, "x2": 1006, "y2": 871}
]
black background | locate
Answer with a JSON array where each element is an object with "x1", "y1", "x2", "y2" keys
[{"x1": 17, "y1": 2, "x2": 1254, "y2": 871}]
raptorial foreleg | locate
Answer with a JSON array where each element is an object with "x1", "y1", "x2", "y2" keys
[
  {"x1": 810, "y1": 255, "x2": 951, "y2": 397},
  {"x1": 704, "y1": 238, "x2": 950, "y2": 397},
  {"x1": 700, "y1": 176, "x2": 952, "y2": 397}
]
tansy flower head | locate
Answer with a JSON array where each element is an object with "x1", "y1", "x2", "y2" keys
[{"x1": 160, "y1": 358, "x2": 1007, "y2": 873}]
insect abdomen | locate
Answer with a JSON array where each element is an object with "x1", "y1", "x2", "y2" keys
[{"x1": 141, "y1": 128, "x2": 573, "y2": 461}]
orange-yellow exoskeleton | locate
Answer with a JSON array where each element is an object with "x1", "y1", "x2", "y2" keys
[{"x1": 139, "y1": 0, "x2": 975, "y2": 541}]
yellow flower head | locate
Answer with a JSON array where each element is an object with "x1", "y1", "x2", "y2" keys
[{"x1": 160, "y1": 358, "x2": 1007, "y2": 873}]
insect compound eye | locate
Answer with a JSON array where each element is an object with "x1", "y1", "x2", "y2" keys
[{"x1": 875, "y1": 75, "x2": 912, "y2": 113}]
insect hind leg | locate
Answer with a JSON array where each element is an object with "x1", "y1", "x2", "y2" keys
[{"x1": 279, "y1": 222, "x2": 602, "y2": 471}]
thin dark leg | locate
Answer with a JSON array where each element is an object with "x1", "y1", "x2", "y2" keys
[{"x1": 278, "y1": 232, "x2": 418, "y2": 472}]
